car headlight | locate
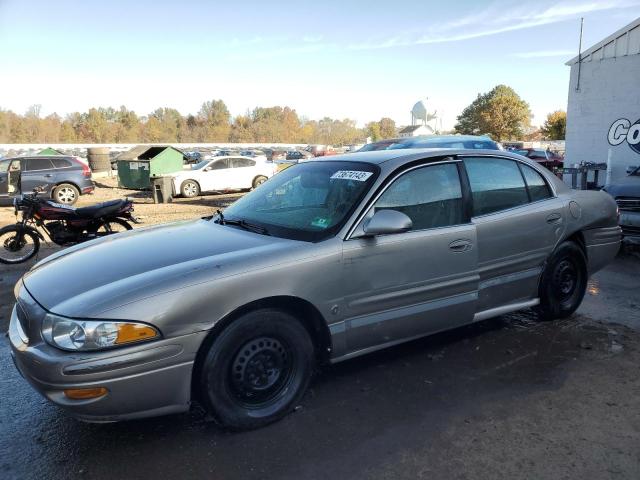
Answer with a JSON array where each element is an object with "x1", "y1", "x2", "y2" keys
[{"x1": 42, "y1": 314, "x2": 160, "y2": 351}]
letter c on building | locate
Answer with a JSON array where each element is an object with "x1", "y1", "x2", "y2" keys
[{"x1": 608, "y1": 118, "x2": 630, "y2": 146}]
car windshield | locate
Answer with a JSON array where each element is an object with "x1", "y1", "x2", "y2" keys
[
  {"x1": 192, "y1": 160, "x2": 210, "y2": 170},
  {"x1": 222, "y1": 161, "x2": 379, "y2": 241},
  {"x1": 0, "y1": 159, "x2": 9, "y2": 172}
]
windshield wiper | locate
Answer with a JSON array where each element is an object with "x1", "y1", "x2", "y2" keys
[{"x1": 214, "y1": 210, "x2": 270, "y2": 235}]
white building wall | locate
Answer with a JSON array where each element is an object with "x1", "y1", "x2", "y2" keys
[{"x1": 566, "y1": 54, "x2": 640, "y2": 184}]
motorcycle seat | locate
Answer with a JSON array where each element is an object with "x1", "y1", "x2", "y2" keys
[{"x1": 75, "y1": 199, "x2": 127, "y2": 219}]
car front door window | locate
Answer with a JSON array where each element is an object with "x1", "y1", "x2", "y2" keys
[{"x1": 372, "y1": 163, "x2": 464, "y2": 230}]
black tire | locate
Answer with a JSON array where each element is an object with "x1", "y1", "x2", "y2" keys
[
  {"x1": 536, "y1": 241, "x2": 588, "y2": 321},
  {"x1": 200, "y1": 309, "x2": 315, "y2": 430},
  {"x1": 52, "y1": 183, "x2": 80, "y2": 205},
  {"x1": 252, "y1": 175, "x2": 268, "y2": 189},
  {"x1": 0, "y1": 225, "x2": 40, "y2": 264},
  {"x1": 181, "y1": 180, "x2": 200, "y2": 198},
  {"x1": 95, "y1": 218, "x2": 133, "y2": 236}
]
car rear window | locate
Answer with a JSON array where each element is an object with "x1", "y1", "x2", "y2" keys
[
  {"x1": 51, "y1": 158, "x2": 73, "y2": 168},
  {"x1": 519, "y1": 163, "x2": 552, "y2": 202},
  {"x1": 464, "y1": 157, "x2": 529, "y2": 216}
]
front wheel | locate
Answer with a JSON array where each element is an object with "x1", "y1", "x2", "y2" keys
[
  {"x1": 536, "y1": 241, "x2": 588, "y2": 321},
  {"x1": 0, "y1": 225, "x2": 40, "y2": 264},
  {"x1": 181, "y1": 180, "x2": 200, "y2": 198},
  {"x1": 199, "y1": 309, "x2": 315, "y2": 430}
]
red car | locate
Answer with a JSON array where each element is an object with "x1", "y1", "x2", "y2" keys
[{"x1": 513, "y1": 148, "x2": 564, "y2": 172}]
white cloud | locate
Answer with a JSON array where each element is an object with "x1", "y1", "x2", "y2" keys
[
  {"x1": 510, "y1": 49, "x2": 577, "y2": 57},
  {"x1": 349, "y1": 0, "x2": 640, "y2": 49}
]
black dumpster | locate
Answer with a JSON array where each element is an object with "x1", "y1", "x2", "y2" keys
[{"x1": 150, "y1": 175, "x2": 174, "y2": 204}]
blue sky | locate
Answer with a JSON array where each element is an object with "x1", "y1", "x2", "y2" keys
[{"x1": 0, "y1": 0, "x2": 638, "y2": 129}]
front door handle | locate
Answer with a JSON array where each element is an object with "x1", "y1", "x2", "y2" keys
[
  {"x1": 44, "y1": 174, "x2": 53, "y2": 178},
  {"x1": 449, "y1": 239, "x2": 472, "y2": 252},
  {"x1": 546, "y1": 213, "x2": 562, "y2": 224}
]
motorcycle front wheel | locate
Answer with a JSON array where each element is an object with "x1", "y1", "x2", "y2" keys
[{"x1": 0, "y1": 226, "x2": 40, "y2": 264}]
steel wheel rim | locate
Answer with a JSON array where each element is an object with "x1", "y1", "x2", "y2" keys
[
  {"x1": 57, "y1": 187, "x2": 76, "y2": 204},
  {"x1": 184, "y1": 182, "x2": 198, "y2": 196},
  {"x1": 229, "y1": 336, "x2": 293, "y2": 408},
  {"x1": 1, "y1": 231, "x2": 36, "y2": 262},
  {"x1": 256, "y1": 177, "x2": 266, "y2": 185},
  {"x1": 552, "y1": 259, "x2": 578, "y2": 302}
]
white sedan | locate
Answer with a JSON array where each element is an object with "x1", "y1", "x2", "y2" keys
[{"x1": 171, "y1": 156, "x2": 278, "y2": 198}]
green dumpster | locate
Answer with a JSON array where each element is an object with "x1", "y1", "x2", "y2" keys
[{"x1": 116, "y1": 146, "x2": 186, "y2": 189}]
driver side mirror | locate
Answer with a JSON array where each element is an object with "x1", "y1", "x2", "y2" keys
[{"x1": 354, "y1": 209, "x2": 412, "y2": 238}]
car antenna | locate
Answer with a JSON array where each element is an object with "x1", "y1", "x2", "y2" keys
[{"x1": 216, "y1": 209, "x2": 225, "y2": 224}]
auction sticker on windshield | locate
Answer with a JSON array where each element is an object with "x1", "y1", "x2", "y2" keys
[{"x1": 330, "y1": 170, "x2": 373, "y2": 181}]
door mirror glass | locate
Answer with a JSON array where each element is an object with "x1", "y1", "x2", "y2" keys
[{"x1": 362, "y1": 209, "x2": 412, "y2": 236}]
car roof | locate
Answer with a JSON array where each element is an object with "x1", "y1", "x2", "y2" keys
[{"x1": 306, "y1": 148, "x2": 526, "y2": 165}]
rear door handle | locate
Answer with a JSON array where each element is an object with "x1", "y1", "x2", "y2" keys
[
  {"x1": 44, "y1": 174, "x2": 53, "y2": 178},
  {"x1": 546, "y1": 213, "x2": 562, "y2": 224},
  {"x1": 449, "y1": 239, "x2": 472, "y2": 252}
]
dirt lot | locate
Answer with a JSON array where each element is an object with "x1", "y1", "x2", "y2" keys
[{"x1": 1, "y1": 181, "x2": 640, "y2": 480}]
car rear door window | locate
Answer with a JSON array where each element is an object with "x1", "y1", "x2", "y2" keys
[
  {"x1": 231, "y1": 158, "x2": 256, "y2": 168},
  {"x1": 464, "y1": 157, "x2": 529, "y2": 216},
  {"x1": 51, "y1": 158, "x2": 72, "y2": 168},
  {"x1": 25, "y1": 158, "x2": 54, "y2": 171},
  {"x1": 373, "y1": 163, "x2": 464, "y2": 230},
  {"x1": 519, "y1": 163, "x2": 552, "y2": 202}
]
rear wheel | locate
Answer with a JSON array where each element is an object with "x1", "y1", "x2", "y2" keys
[
  {"x1": 52, "y1": 183, "x2": 79, "y2": 205},
  {"x1": 181, "y1": 180, "x2": 200, "y2": 198},
  {"x1": 537, "y1": 241, "x2": 587, "y2": 320},
  {"x1": 199, "y1": 309, "x2": 314, "y2": 430},
  {"x1": 0, "y1": 226, "x2": 40, "y2": 264},
  {"x1": 95, "y1": 219, "x2": 132, "y2": 236}
]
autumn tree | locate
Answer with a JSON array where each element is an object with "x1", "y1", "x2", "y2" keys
[
  {"x1": 366, "y1": 117, "x2": 396, "y2": 141},
  {"x1": 198, "y1": 99, "x2": 231, "y2": 141},
  {"x1": 455, "y1": 85, "x2": 531, "y2": 141},
  {"x1": 541, "y1": 110, "x2": 566, "y2": 140}
]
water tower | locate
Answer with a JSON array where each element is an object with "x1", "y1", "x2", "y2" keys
[
  {"x1": 411, "y1": 100, "x2": 428, "y2": 126},
  {"x1": 411, "y1": 99, "x2": 437, "y2": 133}
]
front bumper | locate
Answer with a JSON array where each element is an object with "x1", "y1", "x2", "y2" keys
[
  {"x1": 619, "y1": 211, "x2": 640, "y2": 244},
  {"x1": 8, "y1": 288, "x2": 208, "y2": 422}
]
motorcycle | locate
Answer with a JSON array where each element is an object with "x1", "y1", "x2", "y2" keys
[{"x1": 0, "y1": 187, "x2": 138, "y2": 264}]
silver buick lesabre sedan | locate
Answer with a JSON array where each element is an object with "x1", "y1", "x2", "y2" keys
[{"x1": 9, "y1": 149, "x2": 621, "y2": 429}]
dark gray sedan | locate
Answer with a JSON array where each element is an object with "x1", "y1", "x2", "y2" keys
[{"x1": 9, "y1": 149, "x2": 620, "y2": 429}]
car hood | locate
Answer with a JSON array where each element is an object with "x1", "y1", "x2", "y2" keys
[{"x1": 22, "y1": 219, "x2": 302, "y2": 317}]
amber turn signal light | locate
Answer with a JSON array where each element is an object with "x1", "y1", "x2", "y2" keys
[
  {"x1": 63, "y1": 387, "x2": 108, "y2": 400},
  {"x1": 115, "y1": 323, "x2": 158, "y2": 344}
]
